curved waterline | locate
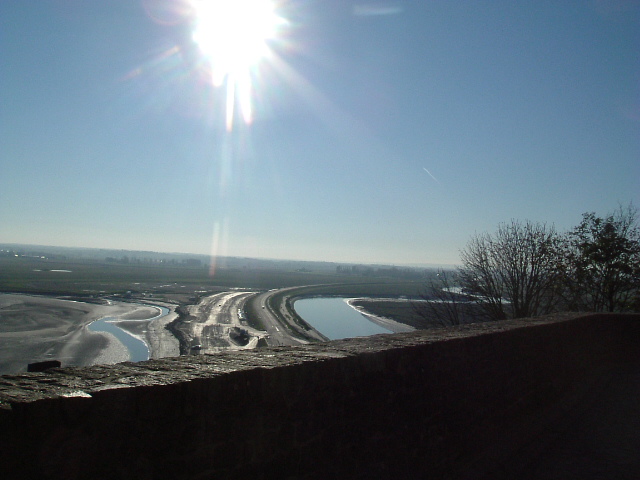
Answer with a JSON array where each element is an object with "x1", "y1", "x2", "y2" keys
[
  {"x1": 88, "y1": 305, "x2": 169, "y2": 362},
  {"x1": 293, "y1": 297, "x2": 392, "y2": 340}
]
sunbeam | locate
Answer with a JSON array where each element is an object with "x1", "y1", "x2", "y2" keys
[{"x1": 190, "y1": 0, "x2": 288, "y2": 130}]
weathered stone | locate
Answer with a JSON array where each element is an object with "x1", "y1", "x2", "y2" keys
[{"x1": 0, "y1": 313, "x2": 638, "y2": 479}]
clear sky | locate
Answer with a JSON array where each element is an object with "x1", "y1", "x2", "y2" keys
[{"x1": 1, "y1": 1, "x2": 638, "y2": 266}]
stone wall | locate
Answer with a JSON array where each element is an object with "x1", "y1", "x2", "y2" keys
[{"x1": 0, "y1": 313, "x2": 638, "y2": 479}]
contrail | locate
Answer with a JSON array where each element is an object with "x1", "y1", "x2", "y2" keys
[{"x1": 423, "y1": 167, "x2": 440, "y2": 184}]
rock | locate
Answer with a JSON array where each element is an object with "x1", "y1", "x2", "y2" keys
[{"x1": 27, "y1": 360, "x2": 61, "y2": 372}]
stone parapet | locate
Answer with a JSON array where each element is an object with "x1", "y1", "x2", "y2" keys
[{"x1": 0, "y1": 313, "x2": 638, "y2": 479}]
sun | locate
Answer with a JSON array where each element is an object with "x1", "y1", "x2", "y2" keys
[
  {"x1": 192, "y1": 0, "x2": 281, "y2": 82},
  {"x1": 191, "y1": 0, "x2": 286, "y2": 129}
]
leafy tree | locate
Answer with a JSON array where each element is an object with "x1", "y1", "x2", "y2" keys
[
  {"x1": 563, "y1": 204, "x2": 640, "y2": 312},
  {"x1": 458, "y1": 220, "x2": 564, "y2": 320}
]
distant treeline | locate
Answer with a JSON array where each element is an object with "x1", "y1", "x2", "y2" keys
[
  {"x1": 336, "y1": 264, "x2": 425, "y2": 280},
  {"x1": 104, "y1": 256, "x2": 203, "y2": 267}
]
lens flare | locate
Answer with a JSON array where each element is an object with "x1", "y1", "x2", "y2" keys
[{"x1": 191, "y1": 0, "x2": 287, "y2": 130}]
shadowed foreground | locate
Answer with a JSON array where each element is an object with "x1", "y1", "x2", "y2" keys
[{"x1": 0, "y1": 312, "x2": 638, "y2": 479}]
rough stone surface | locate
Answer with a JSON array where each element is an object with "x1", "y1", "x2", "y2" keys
[{"x1": 0, "y1": 312, "x2": 638, "y2": 479}]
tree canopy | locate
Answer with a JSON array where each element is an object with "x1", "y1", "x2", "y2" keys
[
  {"x1": 563, "y1": 204, "x2": 640, "y2": 312},
  {"x1": 458, "y1": 220, "x2": 563, "y2": 320},
  {"x1": 418, "y1": 204, "x2": 640, "y2": 325}
]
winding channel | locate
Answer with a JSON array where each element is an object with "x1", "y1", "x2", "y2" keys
[{"x1": 89, "y1": 305, "x2": 169, "y2": 362}]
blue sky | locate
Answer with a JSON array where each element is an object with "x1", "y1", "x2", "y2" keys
[{"x1": 1, "y1": 1, "x2": 638, "y2": 265}]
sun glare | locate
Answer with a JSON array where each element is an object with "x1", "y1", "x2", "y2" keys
[{"x1": 191, "y1": 0, "x2": 286, "y2": 129}]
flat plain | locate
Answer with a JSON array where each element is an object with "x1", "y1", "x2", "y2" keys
[
  {"x1": 0, "y1": 293, "x2": 162, "y2": 374},
  {"x1": 0, "y1": 252, "x2": 429, "y2": 374}
]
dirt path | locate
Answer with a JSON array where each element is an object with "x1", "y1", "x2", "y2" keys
[{"x1": 176, "y1": 291, "x2": 266, "y2": 354}]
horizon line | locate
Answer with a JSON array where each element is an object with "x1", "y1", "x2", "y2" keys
[{"x1": 0, "y1": 241, "x2": 460, "y2": 270}]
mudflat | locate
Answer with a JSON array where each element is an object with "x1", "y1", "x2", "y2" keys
[{"x1": 0, "y1": 294, "x2": 164, "y2": 375}]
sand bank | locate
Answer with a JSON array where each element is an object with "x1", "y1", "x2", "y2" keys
[
  {"x1": 0, "y1": 294, "x2": 178, "y2": 375},
  {"x1": 346, "y1": 298, "x2": 415, "y2": 333}
]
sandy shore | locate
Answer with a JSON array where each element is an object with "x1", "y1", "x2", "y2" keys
[
  {"x1": 113, "y1": 302, "x2": 180, "y2": 360},
  {"x1": 0, "y1": 294, "x2": 179, "y2": 375},
  {"x1": 346, "y1": 298, "x2": 415, "y2": 333}
]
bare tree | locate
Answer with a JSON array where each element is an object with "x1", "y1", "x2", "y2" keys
[
  {"x1": 413, "y1": 269, "x2": 472, "y2": 327},
  {"x1": 458, "y1": 220, "x2": 564, "y2": 320}
]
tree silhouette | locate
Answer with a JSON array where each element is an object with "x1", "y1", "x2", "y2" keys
[
  {"x1": 563, "y1": 204, "x2": 640, "y2": 312},
  {"x1": 413, "y1": 269, "x2": 475, "y2": 327},
  {"x1": 458, "y1": 220, "x2": 564, "y2": 320}
]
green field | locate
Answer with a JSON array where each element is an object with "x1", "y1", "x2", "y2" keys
[{"x1": 0, "y1": 255, "x2": 432, "y2": 299}]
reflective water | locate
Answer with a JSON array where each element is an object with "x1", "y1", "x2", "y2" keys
[
  {"x1": 294, "y1": 297, "x2": 391, "y2": 340},
  {"x1": 88, "y1": 306, "x2": 169, "y2": 362}
]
